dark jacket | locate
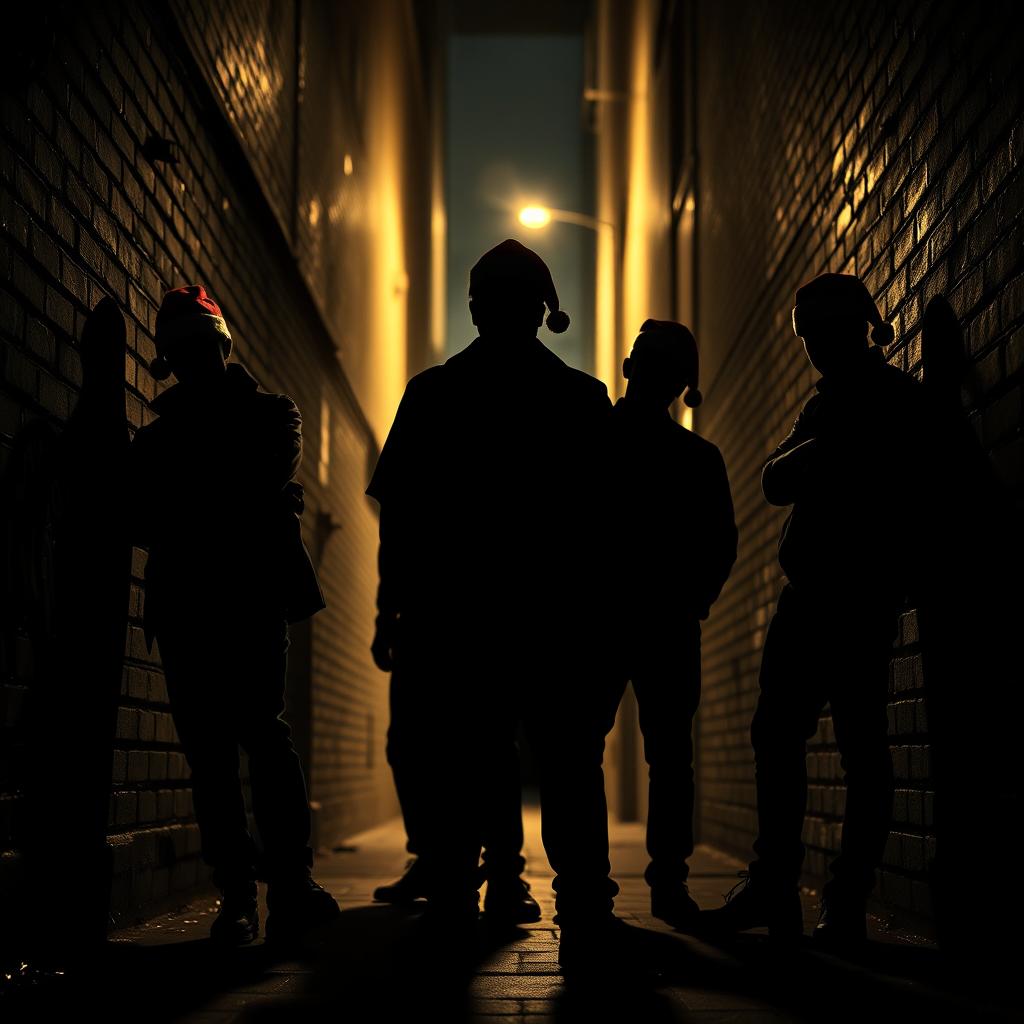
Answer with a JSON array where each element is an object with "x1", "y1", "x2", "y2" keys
[
  {"x1": 131, "y1": 363, "x2": 325, "y2": 642},
  {"x1": 610, "y1": 398, "x2": 737, "y2": 633},
  {"x1": 367, "y1": 334, "x2": 612, "y2": 662},
  {"x1": 762, "y1": 347, "x2": 934, "y2": 611}
]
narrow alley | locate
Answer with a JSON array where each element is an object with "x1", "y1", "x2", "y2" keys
[{"x1": 2, "y1": 809, "x2": 997, "y2": 1022}]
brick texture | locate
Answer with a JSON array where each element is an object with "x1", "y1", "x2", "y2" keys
[
  {"x1": 1, "y1": 0, "x2": 431, "y2": 924},
  {"x1": 693, "y1": 0, "x2": 1022, "y2": 920}
]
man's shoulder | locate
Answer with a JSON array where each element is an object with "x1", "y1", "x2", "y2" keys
[{"x1": 669, "y1": 421, "x2": 725, "y2": 465}]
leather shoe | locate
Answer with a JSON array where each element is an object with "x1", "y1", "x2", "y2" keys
[
  {"x1": 812, "y1": 885, "x2": 867, "y2": 950},
  {"x1": 373, "y1": 857, "x2": 429, "y2": 904},
  {"x1": 210, "y1": 881, "x2": 259, "y2": 946},
  {"x1": 698, "y1": 872, "x2": 803, "y2": 939},
  {"x1": 483, "y1": 877, "x2": 542, "y2": 924},
  {"x1": 265, "y1": 874, "x2": 341, "y2": 943},
  {"x1": 650, "y1": 883, "x2": 700, "y2": 931}
]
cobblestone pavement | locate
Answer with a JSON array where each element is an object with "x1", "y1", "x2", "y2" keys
[{"x1": 6, "y1": 809, "x2": 1015, "y2": 1023}]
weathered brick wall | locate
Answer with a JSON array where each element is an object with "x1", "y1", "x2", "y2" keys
[
  {"x1": 695, "y1": 0, "x2": 1022, "y2": 920},
  {"x1": 2, "y1": 0, "x2": 427, "y2": 926}
]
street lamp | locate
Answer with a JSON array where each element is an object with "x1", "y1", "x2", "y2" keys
[
  {"x1": 518, "y1": 205, "x2": 552, "y2": 229},
  {"x1": 517, "y1": 204, "x2": 611, "y2": 233}
]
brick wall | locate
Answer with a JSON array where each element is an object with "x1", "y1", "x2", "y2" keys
[
  {"x1": 1, "y1": 0, "x2": 431, "y2": 927},
  {"x1": 693, "y1": 0, "x2": 1022, "y2": 921}
]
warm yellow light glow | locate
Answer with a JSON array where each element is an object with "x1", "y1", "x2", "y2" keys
[
  {"x1": 518, "y1": 205, "x2": 552, "y2": 229},
  {"x1": 343, "y1": 154, "x2": 354, "y2": 176}
]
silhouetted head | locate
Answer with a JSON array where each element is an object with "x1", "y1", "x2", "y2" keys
[
  {"x1": 150, "y1": 285, "x2": 232, "y2": 385},
  {"x1": 468, "y1": 239, "x2": 569, "y2": 339},
  {"x1": 792, "y1": 273, "x2": 894, "y2": 377},
  {"x1": 622, "y1": 319, "x2": 702, "y2": 408},
  {"x1": 80, "y1": 296, "x2": 126, "y2": 394}
]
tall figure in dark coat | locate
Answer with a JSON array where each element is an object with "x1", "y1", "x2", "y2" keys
[
  {"x1": 366, "y1": 241, "x2": 618, "y2": 970},
  {"x1": 607, "y1": 320, "x2": 737, "y2": 930},
  {"x1": 703, "y1": 274, "x2": 938, "y2": 947},
  {"x1": 130, "y1": 285, "x2": 339, "y2": 946}
]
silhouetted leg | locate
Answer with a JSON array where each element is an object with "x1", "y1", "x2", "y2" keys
[
  {"x1": 407, "y1": 653, "x2": 483, "y2": 913},
  {"x1": 233, "y1": 619, "x2": 314, "y2": 881},
  {"x1": 387, "y1": 667, "x2": 431, "y2": 858},
  {"x1": 827, "y1": 623, "x2": 895, "y2": 900},
  {"x1": 158, "y1": 627, "x2": 258, "y2": 887},
  {"x1": 527, "y1": 678, "x2": 619, "y2": 926},
  {"x1": 749, "y1": 586, "x2": 828, "y2": 888},
  {"x1": 479, "y1": 737, "x2": 526, "y2": 880},
  {"x1": 633, "y1": 622, "x2": 701, "y2": 889}
]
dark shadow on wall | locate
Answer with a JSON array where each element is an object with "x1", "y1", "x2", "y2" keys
[
  {"x1": 917, "y1": 295, "x2": 1023, "y2": 968},
  {"x1": 0, "y1": 297, "x2": 130, "y2": 966}
]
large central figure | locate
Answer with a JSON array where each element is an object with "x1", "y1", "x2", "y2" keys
[{"x1": 367, "y1": 240, "x2": 618, "y2": 971}]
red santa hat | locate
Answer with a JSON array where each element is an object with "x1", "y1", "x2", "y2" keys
[{"x1": 149, "y1": 285, "x2": 233, "y2": 380}]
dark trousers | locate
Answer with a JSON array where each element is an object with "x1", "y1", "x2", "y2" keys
[
  {"x1": 388, "y1": 669, "x2": 526, "y2": 878},
  {"x1": 397, "y1": 636, "x2": 618, "y2": 926},
  {"x1": 749, "y1": 585, "x2": 895, "y2": 898},
  {"x1": 611, "y1": 619, "x2": 701, "y2": 889},
  {"x1": 157, "y1": 616, "x2": 313, "y2": 888}
]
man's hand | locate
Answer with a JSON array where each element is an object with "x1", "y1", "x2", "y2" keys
[{"x1": 371, "y1": 616, "x2": 397, "y2": 672}]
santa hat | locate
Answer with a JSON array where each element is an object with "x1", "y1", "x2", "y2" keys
[
  {"x1": 469, "y1": 239, "x2": 570, "y2": 333},
  {"x1": 791, "y1": 273, "x2": 895, "y2": 347},
  {"x1": 633, "y1": 319, "x2": 703, "y2": 407},
  {"x1": 149, "y1": 285, "x2": 233, "y2": 380}
]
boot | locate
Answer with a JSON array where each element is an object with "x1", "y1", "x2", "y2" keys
[
  {"x1": 210, "y1": 880, "x2": 259, "y2": 946},
  {"x1": 483, "y1": 876, "x2": 542, "y2": 924},
  {"x1": 698, "y1": 872, "x2": 803, "y2": 939},
  {"x1": 373, "y1": 857, "x2": 430, "y2": 904},
  {"x1": 812, "y1": 883, "x2": 867, "y2": 950},
  {"x1": 650, "y1": 882, "x2": 700, "y2": 931},
  {"x1": 265, "y1": 872, "x2": 341, "y2": 943}
]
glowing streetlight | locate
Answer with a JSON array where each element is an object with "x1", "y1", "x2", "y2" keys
[{"x1": 518, "y1": 205, "x2": 552, "y2": 229}]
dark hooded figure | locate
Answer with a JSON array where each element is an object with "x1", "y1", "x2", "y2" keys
[
  {"x1": 130, "y1": 285, "x2": 339, "y2": 946},
  {"x1": 3, "y1": 298, "x2": 130, "y2": 967},
  {"x1": 607, "y1": 319, "x2": 737, "y2": 930},
  {"x1": 366, "y1": 240, "x2": 619, "y2": 971},
  {"x1": 702, "y1": 273, "x2": 939, "y2": 948}
]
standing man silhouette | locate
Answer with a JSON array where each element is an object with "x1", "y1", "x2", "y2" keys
[
  {"x1": 366, "y1": 240, "x2": 618, "y2": 971},
  {"x1": 703, "y1": 274, "x2": 936, "y2": 947},
  {"x1": 131, "y1": 285, "x2": 340, "y2": 945},
  {"x1": 608, "y1": 320, "x2": 737, "y2": 931}
]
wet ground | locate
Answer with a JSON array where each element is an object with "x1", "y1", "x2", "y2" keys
[{"x1": 1, "y1": 810, "x2": 1015, "y2": 1022}]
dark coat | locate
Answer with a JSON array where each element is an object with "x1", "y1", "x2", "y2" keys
[
  {"x1": 367, "y1": 334, "x2": 612, "y2": 664},
  {"x1": 762, "y1": 347, "x2": 936, "y2": 611},
  {"x1": 131, "y1": 363, "x2": 324, "y2": 642},
  {"x1": 609, "y1": 398, "x2": 737, "y2": 639}
]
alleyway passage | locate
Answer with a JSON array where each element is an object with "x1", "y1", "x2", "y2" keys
[{"x1": 9, "y1": 810, "x2": 1014, "y2": 1023}]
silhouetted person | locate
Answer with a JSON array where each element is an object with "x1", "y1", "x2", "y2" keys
[
  {"x1": 366, "y1": 240, "x2": 618, "y2": 972},
  {"x1": 703, "y1": 274, "x2": 940, "y2": 948},
  {"x1": 370, "y1": 605, "x2": 536, "y2": 921},
  {"x1": 607, "y1": 320, "x2": 737, "y2": 930},
  {"x1": 2, "y1": 298, "x2": 130, "y2": 967},
  {"x1": 130, "y1": 285, "x2": 339, "y2": 945}
]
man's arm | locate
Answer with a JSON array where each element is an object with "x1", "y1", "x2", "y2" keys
[
  {"x1": 371, "y1": 504, "x2": 401, "y2": 672},
  {"x1": 694, "y1": 446, "x2": 739, "y2": 618},
  {"x1": 761, "y1": 399, "x2": 820, "y2": 506},
  {"x1": 270, "y1": 396, "x2": 303, "y2": 489}
]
